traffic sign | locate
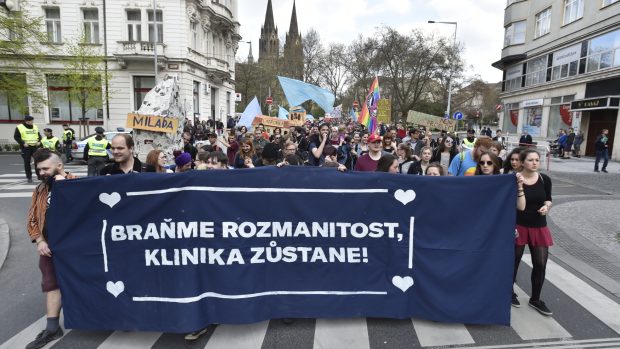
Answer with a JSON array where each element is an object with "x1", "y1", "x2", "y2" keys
[
  {"x1": 453, "y1": 111, "x2": 463, "y2": 120},
  {"x1": 266, "y1": 96, "x2": 273, "y2": 105}
]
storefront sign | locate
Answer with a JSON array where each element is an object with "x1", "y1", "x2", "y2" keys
[
  {"x1": 523, "y1": 106, "x2": 542, "y2": 137},
  {"x1": 126, "y1": 114, "x2": 179, "y2": 133},
  {"x1": 552, "y1": 44, "x2": 581, "y2": 66},
  {"x1": 570, "y1": 97, "x2": 620, "y2": 111},
  {"x1": 523, "y1": 99, "x2": 544, "y2": 108}
]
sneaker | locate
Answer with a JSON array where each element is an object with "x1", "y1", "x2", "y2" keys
[
  {"x1": 184, "y1": 327, "x2": 208, "y2": 341},
  {"x1": 529, "y1": 299, "x2": 553, "y2": 316},
  {"x1": 511, "y1": 293, "x2": 521, "y2": 308},
  {"x1": 26, "y1": 328, "x2": 63, "y2": 349},
  {"x1": 602, "y1": 169, "x2": 608, "y2": 173}
]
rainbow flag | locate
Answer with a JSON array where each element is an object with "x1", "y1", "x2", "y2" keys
[{"x1": 357, "y1": 77, "x2": 380, "y2": 134}]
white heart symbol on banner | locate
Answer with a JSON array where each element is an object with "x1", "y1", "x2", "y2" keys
[
  {"x1": 106, "y1": 281, "x2": 125, "y2": 298},
  {"x1": 394, "y1": 189, "x2": 416, "y2": 205},
  {"x1": 99, "y1": 192, "x2": 121, "y2": 208},
  {"x1": 392, "y1": 276, "x2": 414, "y2": 292}
]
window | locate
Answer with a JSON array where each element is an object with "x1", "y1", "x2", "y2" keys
[
  {"x1": 193, "y1": 81, "x2": 200, "y2": 114},
  {"x1": 563, "y1": 0, "x2": 584, "y2": 25},
  {"x1": 190, "y1": 21, "x2": 198, "y2": 50},
  {"x1": 83, "y1": 9, "x2": 99, "y2": 44},
  {"x1": 551, "y1": 43, "x2": 581, "y2": 81},
  {"x1": 226, "y1": 91, "x2": 231, "y2": 116},
  {"x1": 525, "y1": 55, "x2": 548, "y2": 86},
  {"x1": 0, "y1": 74, "x2": 28, "y2": 121},
  {"x1": 47, "y1": 75, "x2": 102, "y2": 122},
  {"x1": 535, "y1": 8, "x2": 551, "y2": 38},
  {"x1": 504, "y1": 64, "x2": 523, "y2": 92},
  {"x1": 45, "y1": 8, "x2": 62, "y2": 43},
  {"x1": 133, "y1": 76, "x2": 155, "y2": 111},
  {"x1": 602, "y1": 0, "x2": 619, "y2": 7},
  {"x1": 548, "y1": 95, "x2": 575, "y2": 137},
  {"x1": 127, "y1": 10, "x2": 141, "y2": 42},
  {"x1": 504, "y1": 21, "x2": 526, "y2": 47},
  {"x1": 147, "y1": 10, "x2": 163, "y2": 43},
  {"x1": 586, "y1": 29, "x2": 620, "y2": 73},
  {"x1": 503, "y1": 102, "x2": 519, "y2": 134}
]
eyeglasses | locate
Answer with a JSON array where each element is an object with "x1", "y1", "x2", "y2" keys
[
  {"x1": 445, "y1": 139, "x2": 453, "y2": 143},
  {"x1": 479, "y1": 161, "x2": 494, "y2": 166}
]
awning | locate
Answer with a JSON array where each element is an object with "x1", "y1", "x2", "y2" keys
[
  {"x1": 491, "y1": 54, "x2": 527, "y2": 70},
  {"x1": 570, "y1": 96, "x2": 620, "y2": 112}
]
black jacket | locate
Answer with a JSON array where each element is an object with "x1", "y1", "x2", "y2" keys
[{"x1": 100, "y1": 158, "x2": 144, "y2": 175}]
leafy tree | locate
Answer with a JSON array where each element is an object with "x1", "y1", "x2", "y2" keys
[
  {"x1": 302, "y1": 29, "x2": 323, "y2": 85},
  {"x1": 0, "y1": 8, "x2": 48, "y2": 113},
  {"x1": 63, "y1": 34, "x2": 110, "y2": 123},
  {"x1": 318, "y1": 43, "x2": 349, "y2": 103}
]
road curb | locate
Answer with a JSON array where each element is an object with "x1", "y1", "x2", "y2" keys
[{"x1": 0, "y1": 218, "x2": 9, "y2": 272}]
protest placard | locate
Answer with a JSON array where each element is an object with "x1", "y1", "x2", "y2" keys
[{"x1": 126, "y1": 113, "x2": 179, "y2": 133}]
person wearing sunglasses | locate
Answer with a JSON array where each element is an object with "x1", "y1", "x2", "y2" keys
[
  {"x1": 474, "y1": 151, "x2": 502, "y2": 175},
  {"x1": 431, "y1": 136, "x2": 458, "y2": 172}
]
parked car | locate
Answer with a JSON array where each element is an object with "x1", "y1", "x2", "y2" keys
[{"x1": 71, "y1": 129, "x2": 130, "y2": 162}]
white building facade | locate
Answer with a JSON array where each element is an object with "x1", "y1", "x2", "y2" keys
[
  {"x1": 0, "y1": 0, "x2": 240, "y2": 140},
  {"x1": 494, "y1": 0, "x2": 620, "y2": 160}
]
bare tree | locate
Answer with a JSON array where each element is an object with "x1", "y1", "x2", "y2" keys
[
  {"x1": 318, "y1": 43, "x2": 349, "y2": 103},
  {"x1": 302, "y1": 29, "x2": 323, "y2": 85},
  {"x1": 375, "y1": 27, "x2": 462, "y2": 117},
  {"x1": 345, "y1": 35, "x2": 380, "y2": 108}
]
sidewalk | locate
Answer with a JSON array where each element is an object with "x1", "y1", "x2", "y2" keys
[{"x1": 546, "y1": 155, "x2": 620, "y2": 174}]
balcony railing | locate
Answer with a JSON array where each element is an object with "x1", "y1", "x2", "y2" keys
[
  {"x1": 187, "y1": 48, "x2": 230, "y2": 71},
  {"x1": 116, "y1": 41, "x2": 166, "y2": 56}
]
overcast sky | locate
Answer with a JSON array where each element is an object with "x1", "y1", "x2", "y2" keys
[{"x1": 236, "y1": 0, "x2": 506, "y2": 83}]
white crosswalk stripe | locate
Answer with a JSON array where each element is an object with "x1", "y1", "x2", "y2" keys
[
  {"x1": 0, "y1": 314, "x2": 70, "y2": 349},
  {"x1": 0, "y1": 165, "x2": 86, "y2": 198},
  {"x1": 1, "y1": 259, "x2": 618, "y2": 348}
]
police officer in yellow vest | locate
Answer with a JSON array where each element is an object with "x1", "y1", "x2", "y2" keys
[
  {"x1": 461, "y1": 129, "x2": 477, "y2": 151},
  {"x1": 83, "y1": 127, "x2": 111, "y2": 176},
  {"x1": 62, "y1": 124, "x2": 76, "y2": 162},
  {"x1": 13, "y1": 115, "x2": 42, "y2": 183},
  {"x1": 41, "y1": 128, "x2": 62, "y2": 153}
]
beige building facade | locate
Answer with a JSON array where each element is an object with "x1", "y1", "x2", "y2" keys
[
  {"x1": 0, "y1": 0, "x2": 240, "y2": 140},
  {"x1": 494, "y1": 0, "x2": 620, "y2": 160}
]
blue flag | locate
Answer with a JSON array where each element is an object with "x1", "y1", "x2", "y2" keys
[
  {"x1": 47, "y1": 169, "x2": 516, "y2": 332},
  {"x1": 278, "y1": 106, "x2": 289, "y2": 120},
  {"x1": 278, "y1": 76, "x2": 335, "y2": 113},
  {"x1": 237, "y1": 96, "x2": 261, "y2": 130}
]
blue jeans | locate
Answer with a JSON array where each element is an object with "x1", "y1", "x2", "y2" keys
[{"x1": 594, "y1": 150, "x2": 608, "y2": 171}]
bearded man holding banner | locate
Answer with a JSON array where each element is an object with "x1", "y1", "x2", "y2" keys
[{"x1": 25, "y1": 149, "x2": 77, "y2": 349}]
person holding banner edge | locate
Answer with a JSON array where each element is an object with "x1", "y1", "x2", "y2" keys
[
  {"x1": 26, "y1": 149, "x2": 78, "y2": 349},
  {"x1": 513, "y1": 149, "x2": 554, "y2": 316}
]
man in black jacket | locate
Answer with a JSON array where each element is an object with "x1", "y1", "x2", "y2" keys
[
  {"x1": 519, "y1": 130, "x2": 533, "y2": 146},
  {"x1": 100, "y1": 134, "x2": 144, "y2": 175},
  {"x1": 594, "y1": 129, "x2": 609, "y2": 173},
  {"x1": 14, "y1": 115, "x2": 42, "y2": 182}
]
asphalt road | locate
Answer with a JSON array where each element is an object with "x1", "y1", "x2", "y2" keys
[{"x1": 0, "y1": 154, "x2": 618, "y2": 349}]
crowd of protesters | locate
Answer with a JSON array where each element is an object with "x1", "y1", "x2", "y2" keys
[{"x1": 24, "y1": 117, "x2": 558, "y2": 347}]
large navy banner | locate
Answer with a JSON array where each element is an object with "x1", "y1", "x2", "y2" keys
[{"x1": 47, "y1": 167, "x2": 516, "y2": 332}]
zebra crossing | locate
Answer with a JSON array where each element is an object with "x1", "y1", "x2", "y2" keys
[
  {"x1": 0, "y1": 258, "x2": 618, "y2": 349},
  {"x1": 0, "y1": 164, "x2": 86, "y2": 198}
]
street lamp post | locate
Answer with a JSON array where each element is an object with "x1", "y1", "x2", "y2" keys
[
  {"x1": 152, "y1": 0, "x2": 159, "y2": 84},
  {"x1": 428, "y1": 20, "x2": 457, "y2": 120}
]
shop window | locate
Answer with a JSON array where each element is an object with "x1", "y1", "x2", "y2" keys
[
  {"x1": 47, "y1": 75, "x2": 102, "y2": 122},
  {"x1": 503, "y1": 103, "x2": 519, "y2": 134},
  {"x1": 547, "y1": 95, "x2": 575, "y2": 137},
  {"x1": 0, "y1": 73, "x2": 28, "y2": 121}
]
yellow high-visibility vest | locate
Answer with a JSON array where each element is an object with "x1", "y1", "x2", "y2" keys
[
  {"x1": 87, "y1": 137, "x2": 109, "y2": 157},
  {"x1": 462, "y1": 137, "x2": 477, "y2": 150},
  {"x1": 17, "y1": 124, "x2": 39, "y2": 146},
  {"x1": 41, "y1": 137, "x2": 59, "y2": 150},
  {"x1": 63, "y1": 129, "x2": 74, "y2": 142}
]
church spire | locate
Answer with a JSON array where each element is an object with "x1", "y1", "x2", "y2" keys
[
  {"x1": 263, "y1": 0, "x2": 275, "y2": 31},
  {"x1": 288, "y1": 0, "x2": 299, "y2": 36}
]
